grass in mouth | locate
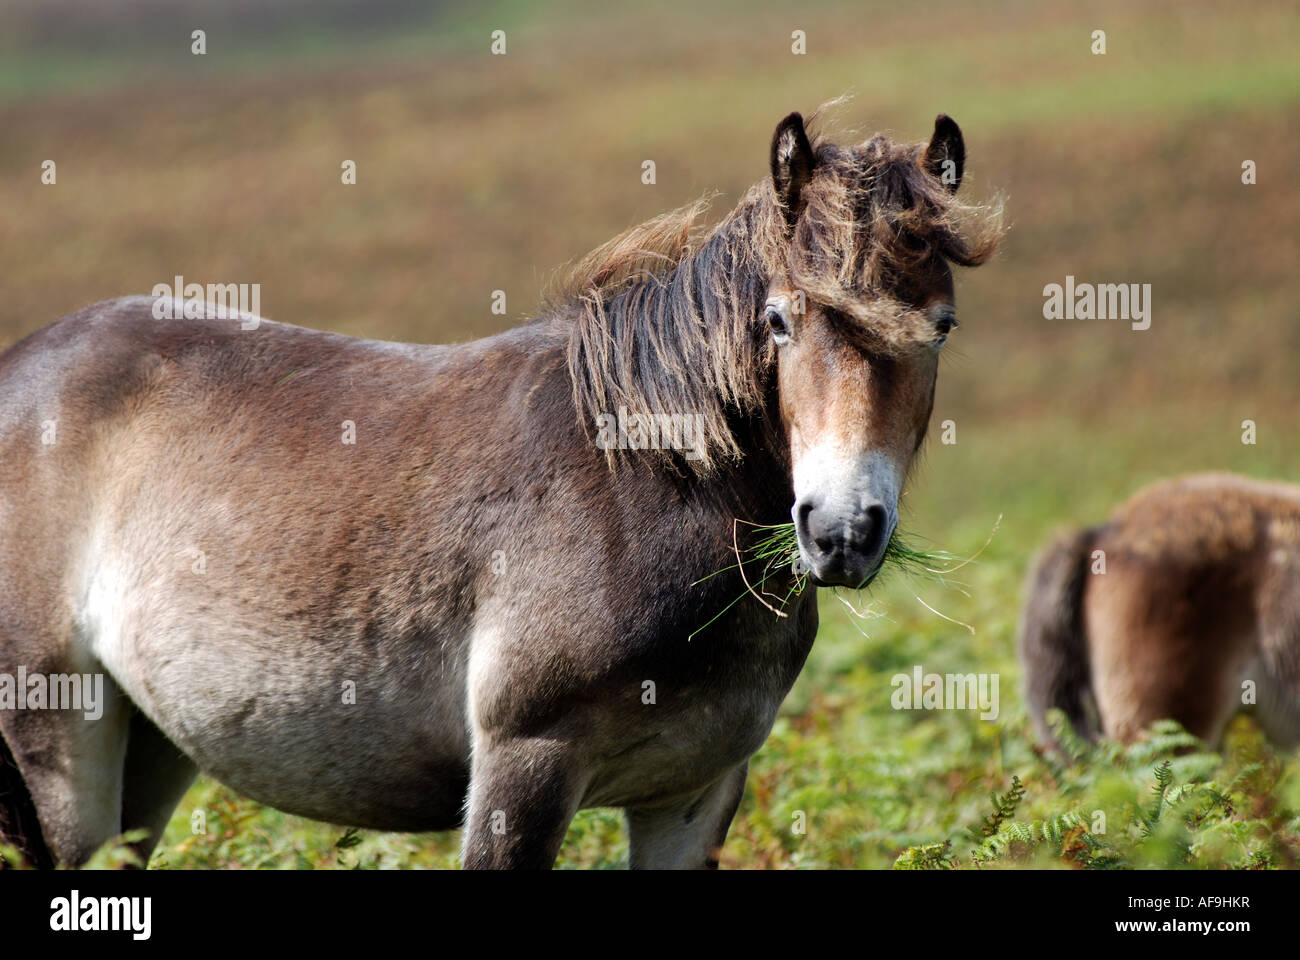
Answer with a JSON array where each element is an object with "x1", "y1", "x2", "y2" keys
[{"x1": 688, "y1": 519, "x2": 982, "y2": 640}]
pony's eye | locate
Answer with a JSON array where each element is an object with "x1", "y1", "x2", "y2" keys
[
  {"x1": 931, "y1": 307, "x2": 958, "y2": 345},
  {"x1": 765, "y1": 305, "x2": 793, "y2": 345}
]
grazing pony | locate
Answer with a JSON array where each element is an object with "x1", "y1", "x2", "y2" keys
[
  {"x1": 0, "y1": 111, "x2": 999, "y2": 869},
  {"x1": 1021, "y1": 473, "x2": 1300, "y2": 748}
]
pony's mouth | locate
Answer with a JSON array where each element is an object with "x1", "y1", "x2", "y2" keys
[{"x1": 793, "y1": 557, "x2": 884, "y2": 590}]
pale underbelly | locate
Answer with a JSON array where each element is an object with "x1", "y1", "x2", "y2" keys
[{"x1": 84, "y1": 592, "x2": 473, "y2": 829}]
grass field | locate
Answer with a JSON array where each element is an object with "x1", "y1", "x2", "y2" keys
[{"x1": 2, "y1": 0, "x2": 1298, "y2": 868}]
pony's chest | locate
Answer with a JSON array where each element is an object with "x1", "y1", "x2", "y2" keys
[
  {"x1": 583, "y1": 691, "x2": 782, "y2": 809},
  {"x1": 584, "y1": 608, "x2": 817, "y2": 808}
]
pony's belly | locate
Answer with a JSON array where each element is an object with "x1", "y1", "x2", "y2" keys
[
  {"x1": 85, "y1": 592, "x2": 472, "y2": 829},
  {"x1": 177, "y1": 690, "x2": 471, "y2": 831},
  {"x1": 147, "y1": 662, "x2": 469, "y2": 829}
]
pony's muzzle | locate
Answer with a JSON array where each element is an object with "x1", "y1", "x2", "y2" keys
[{"x1": 794, "y1": 497, "x2": 893, "y2": 587}]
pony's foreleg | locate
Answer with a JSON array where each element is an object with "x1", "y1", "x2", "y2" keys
[
  {"x1": 460, "y1": 736, "x2": 585, "y2": 869},
  {"x1": 625, "y1": 761, "x2": 748, "y2": 869},
  {"x1": 0, "y1": 673, "x2": 131, "y2": 866}
]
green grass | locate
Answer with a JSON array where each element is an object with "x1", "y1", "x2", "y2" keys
[{"x1": 688, "y1": 518, "x2": 967, "y2": 643}]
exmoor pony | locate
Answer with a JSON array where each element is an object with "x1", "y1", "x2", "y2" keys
[
  {"x1": 0, "y1": 111, "x2": 999, "y2": 869},
  {"x1": 1021, "y1": 473, "x2": 1300, "y2": 749}
]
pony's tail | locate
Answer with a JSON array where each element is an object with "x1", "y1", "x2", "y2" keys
[{"x1": 1019, "y1": 526, "x2": 1100, "y2": 749}]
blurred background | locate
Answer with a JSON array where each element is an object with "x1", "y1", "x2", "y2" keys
[{"x1": 2, "y1": 0, "x2": 1298, "y2": 868}]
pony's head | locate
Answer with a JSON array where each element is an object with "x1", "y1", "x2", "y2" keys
[
  {"x1": 767, "y1": 112, "x2": 999, "y2": 586},
  {"x1": 562, "y1": 109, "x2": 1001, "y2": 587}
]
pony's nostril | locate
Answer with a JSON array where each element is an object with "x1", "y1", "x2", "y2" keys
[
  {"x1": 795, "y1": 500, "x2": 836, "y2": 559},
  {"x1": 864, "y1": 503, "x2": 887, "y2": 549},
  {"x1": 851, "y1": 503, "x2": 889, "y2": 557},
  {"x1": 795, "y1": 500, "x2": 814, "y2": 529},
  {"x1": 842, "y1": 503, "x2": 889, "y2": 557},
  {"x1": 795, "y1": 501, "x2": 817, "y2": 542}
]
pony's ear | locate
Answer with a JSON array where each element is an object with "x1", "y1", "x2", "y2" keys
[
  {"x1": 770, "y1": 112, "x2": 815, "y2": 229},
  {"x1": 923, "y1": 114, "x2": 965, "y2": 193}
]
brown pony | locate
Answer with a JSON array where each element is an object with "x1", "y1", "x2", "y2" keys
[
  {"x1": 0, "y1": 110, "x2": 999, "y2": 869},
  {"x1": 1021, "y1": 473, "x2": 1300, "y2": 749}
]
